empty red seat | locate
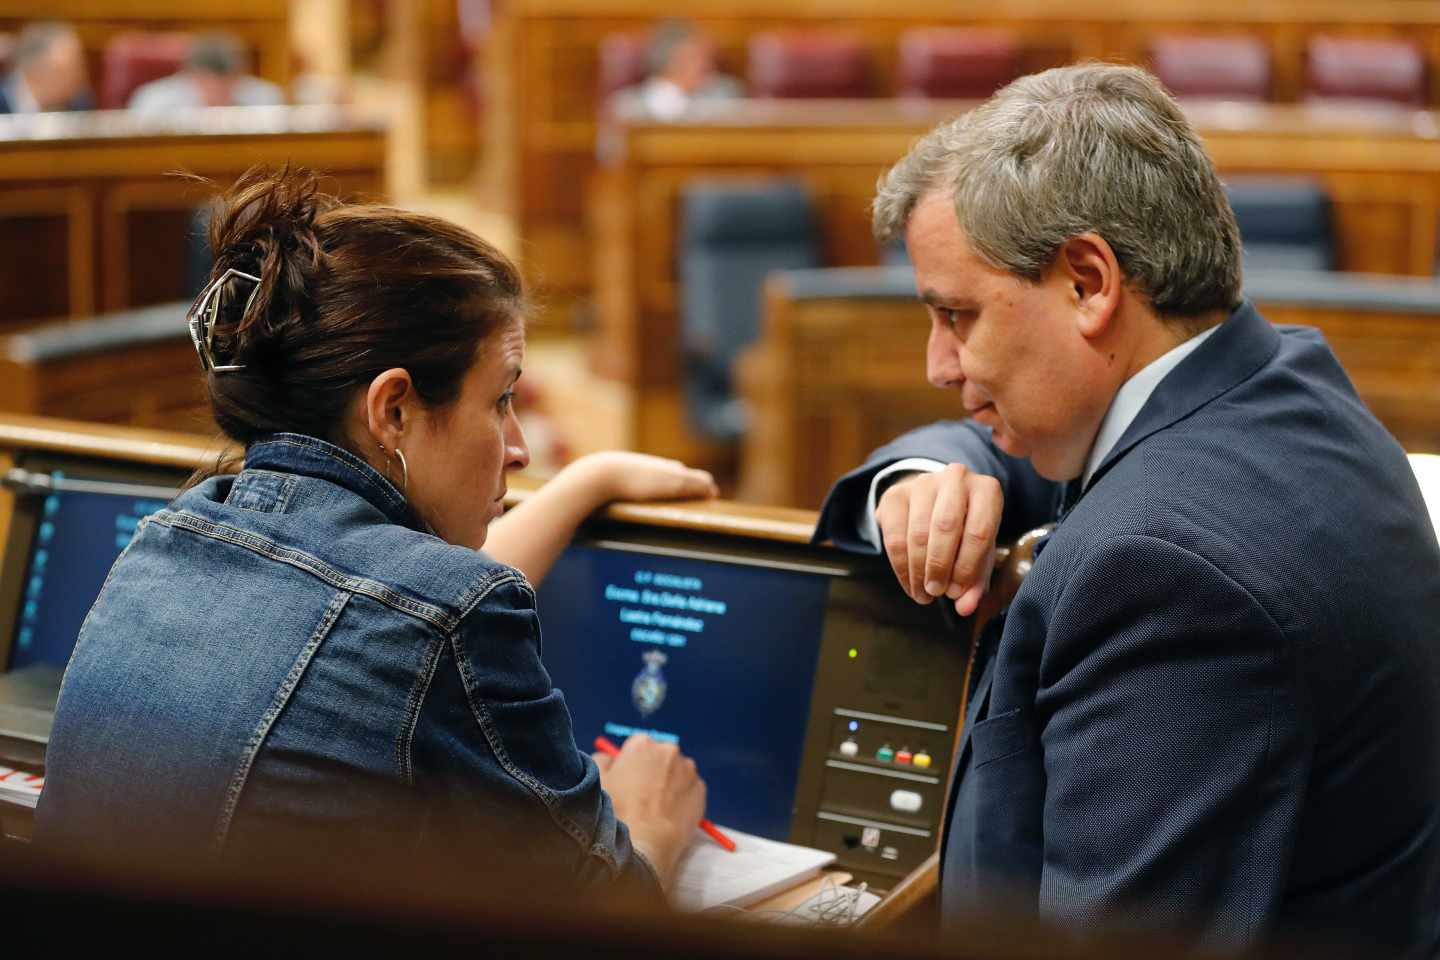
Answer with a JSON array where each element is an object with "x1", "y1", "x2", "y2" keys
[
  {"x1": 1150, "y1": 34, "x2": 1270, "y2": 102},
  {"x1": 598, "y1": 33, "x2": 651, "y2": 102},
  {"x1": 1306, "y1": 35, "x2": 1426, "y2": 107},
  {"x1": 100, "y1": 32, "x2": 192, "y2": 109},
  {"x1": 897, "y1": 28, "x2": 1021, "y2": 100},
  {"x1": 746, "y1": 32, "x2": 872, "y2": 98}
]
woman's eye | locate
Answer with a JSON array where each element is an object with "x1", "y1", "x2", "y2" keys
[{"x1": 498, "y1": 390, "x2": 516, "y2": 412}]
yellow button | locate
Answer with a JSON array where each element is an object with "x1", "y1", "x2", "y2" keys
[{"x1": 912, "y1": 752, "x2": 932, "y2": 769}]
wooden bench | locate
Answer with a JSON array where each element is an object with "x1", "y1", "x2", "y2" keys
[{"x1": 0, "y1": 302, "x2": 210, "y2": 432}]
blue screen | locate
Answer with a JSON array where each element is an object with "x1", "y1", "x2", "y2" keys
[
  {"x1": 9, "y1": 481, "x2": 170, "y2": 671},
  {"x1": 535, "y1": 544, "x2": 833, "y2": 840}
]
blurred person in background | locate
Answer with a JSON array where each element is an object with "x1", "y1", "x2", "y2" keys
[
  {"x1": 611, "y1": 19, "x2": 741, "y2": 120},
  {"x1": 0, "y1": 21, "x2": 91, "y2": 114},
  {"x1": 128, "y1": 32, "x2": 283, "y2": 112}
]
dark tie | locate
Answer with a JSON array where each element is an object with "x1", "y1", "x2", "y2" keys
[{"x1": 1057, "y1": 478, "x2": 1083, "y2": 522}]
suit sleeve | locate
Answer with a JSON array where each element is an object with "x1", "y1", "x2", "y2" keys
[
  {"x1": 813, "y1": 419, "x2": 1063, "y2": 552},
  {"x1": 410, "y1": 579, "x2": 662, "y2": 902},
  {"x1": 1035, "y1": 534, "x2": 1309, "y2": 946}
]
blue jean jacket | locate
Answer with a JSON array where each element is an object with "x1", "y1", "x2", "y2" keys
[{"x1": 35, "y1": 434, "x2": 659, "y2": 894}]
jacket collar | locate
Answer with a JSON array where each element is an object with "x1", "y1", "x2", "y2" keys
[
  {"x1": 1083, "y1": 300, "x2": 1280, "y2": 497},
  {"x1": 243, "y1": 433, "x2": 423, "y2": 531}
]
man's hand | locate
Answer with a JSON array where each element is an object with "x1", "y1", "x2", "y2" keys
[{"x1": 876, "y1": 464, "x2": 1003, "y2": 617}]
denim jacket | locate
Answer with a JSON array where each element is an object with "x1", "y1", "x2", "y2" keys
[{"x1": 36, "y1": 434, "x2": 659, "y2": 894}]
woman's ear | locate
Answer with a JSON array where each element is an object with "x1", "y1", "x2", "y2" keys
[
  {"x1": 363, "y1": 368, "x2": 416, "y2": 451},
  {"x1": 1057, "y1": 233, "x2": 1122, "y2": 341}
]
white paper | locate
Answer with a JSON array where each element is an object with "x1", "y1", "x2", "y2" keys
[
  {"x1": 0, "y1": 764, "x2": 43, "y2": 809},
  {"x1": 670, "y1": 825, "x2": 835, "y2": 912}
]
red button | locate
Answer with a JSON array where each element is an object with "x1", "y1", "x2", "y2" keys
[{"x1": 894, "y1": 749, "x2": 913, "y2": 765}]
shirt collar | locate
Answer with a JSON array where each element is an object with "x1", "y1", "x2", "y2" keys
[
  {"x1": 1081, "y1": 324, "x2": 1222, "y2": 489},
  {"x1": 242, "y1": 433, "x2": 425, "y2": 531},
  {"x1": 7, "y1": 72, "x2": 39, "y2": 113},
  {"x1": 641, "y1": 78, "x2": 690, "y2": 119}
]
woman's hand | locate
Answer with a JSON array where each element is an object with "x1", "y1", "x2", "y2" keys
[
  {"x1": 562, "y1": 451, "x2": 718, "y2": 506},
  {"x1": 593, "y1": 733, "x2": 707, "y2": 887},
  {"x1": 483, "y1": 451, "x2": 716, "y2": 587}
]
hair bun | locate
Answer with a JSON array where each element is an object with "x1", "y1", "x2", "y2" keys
[{"x1": 203, "y1": 164, "x2": 337, "y2": 368}]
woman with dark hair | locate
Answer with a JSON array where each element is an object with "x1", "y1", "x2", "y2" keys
[{"x1": 35, "y1": 167, "x2": 713, "y2": 897}]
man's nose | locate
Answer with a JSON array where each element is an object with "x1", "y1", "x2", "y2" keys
[{"x1": 926, "y1": 327, "x2": 965, "y2": 389}]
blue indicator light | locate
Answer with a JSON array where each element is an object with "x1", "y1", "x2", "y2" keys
[{"x1": 848, "y1": 720, "x2": 859, "y2": 732}]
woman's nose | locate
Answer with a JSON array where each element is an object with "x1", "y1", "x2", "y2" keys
[{"x1": 506, "y1": 416, "x2": 530, "y2": 471}]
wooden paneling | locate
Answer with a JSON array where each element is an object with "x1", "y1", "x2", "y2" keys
[
  {"x1": 0, "y1": 107, "x2": 386, "y2": 328},
  {"x1": 739, "y1": 277, "x2": 1440, "y2": 509},
  {"x1": 590, "y1": 99, "x2": 1440, "y2": 464},
  {"x1": 489, "y1": 0, "x2": 1440, "y2": 310},
  {"x1": 0, "y1": 188, "x2": 92, "y2": 321}
]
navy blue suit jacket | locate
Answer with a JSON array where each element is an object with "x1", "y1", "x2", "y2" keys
[{"x1": 815, "y1": 303, "x2": 1440, "y2": 950}]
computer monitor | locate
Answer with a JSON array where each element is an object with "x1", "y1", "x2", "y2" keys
[
  {"x1": 536, "y1": 520, "x2": 971, "y2": 886},
  {"x1": 0, "y1": 455, "x2": 184, "y2": 673},
  {"x1": 537, "y1": 538, "x2": 834, "y2": 840}
]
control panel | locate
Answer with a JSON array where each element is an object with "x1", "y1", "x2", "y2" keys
[{"x1": 788, "y1": 573, "x2": 969, "y2": 888}]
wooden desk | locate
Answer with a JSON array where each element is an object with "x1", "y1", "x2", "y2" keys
[
  {"x1": 486, "y1": 0, "x2": 1440, "y2": 311},
  {"x1": 591, "y1": 98, "x2": 1440, "y2": 464},
  {"x1": 739, "y1": 267, "x2": 1440, "y2": 509},
  {"x1": 0, "y1": 413, "x2": 1029, "y2": 901},
  {"x1": 0, "y1": 106, "x2": 386, "y2": 327}
]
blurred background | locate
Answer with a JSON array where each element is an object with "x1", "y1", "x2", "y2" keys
[{"x1": 1, "y1": 0, "x2": 1438, "y2": 508}]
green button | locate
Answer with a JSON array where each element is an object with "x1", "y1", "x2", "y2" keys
[{"x1": 876, "y1": 744, "x2": 895, "y2": 763}]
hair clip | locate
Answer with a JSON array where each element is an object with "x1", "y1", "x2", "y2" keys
[{"x1": 187, "y1": 267, "x2": 261, "y2": 373}]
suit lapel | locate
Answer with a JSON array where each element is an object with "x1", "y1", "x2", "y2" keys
[{"x1": 1084, "y1": 301, "x2": 1281, "y2": 497}]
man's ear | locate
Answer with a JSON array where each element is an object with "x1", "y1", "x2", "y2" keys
[
  {"x1": 1056, "y1": 233, "x2": 1122, "y2": 340},
  {"x1": 363, "y1": 368, "x2": 416, "y2": 451}
]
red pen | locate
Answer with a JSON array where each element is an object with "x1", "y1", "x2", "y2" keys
[{"x1": 593, "y1": 735, "x2": 736, "y2": 852}]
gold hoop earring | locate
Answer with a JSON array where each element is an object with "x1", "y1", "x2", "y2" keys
[
  {"x1": 376, "y1": 441, "x2": 408, "y2": 495},
  {"x1": 393, "y1": 448, "x2": 409, "y2": 494}
]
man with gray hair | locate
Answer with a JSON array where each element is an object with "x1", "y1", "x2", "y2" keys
[
  {"x1": 815, "y1": 64, "x2": 1440, "y2": 949},
  {"x1": 127, "y1": 32, "x2": 282, "y2": 113},
  {"x1": 0, "y1": 21, "x2": 91, "y2": 114},
  {"x1": 608, "y1": 19, "x2": 741, "y2": 120}
]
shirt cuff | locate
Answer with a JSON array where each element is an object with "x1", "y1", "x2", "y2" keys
[{"x1": 857, "y1": 458, "x2": 946, "y2": 551}]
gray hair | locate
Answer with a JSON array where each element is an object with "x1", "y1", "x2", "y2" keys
[
  {"x1": 188, "y1": 32, "x2": 244, "y2": 76},
  {"x1": 646, "y1": 18, "x2": 698, "y2": 77},
  {"x1": 874, "y1": 63, "x2": 1242, "y2": 320},
  {"x1": 13, "y1": 21, "x2": 77, "y2": 70}
]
